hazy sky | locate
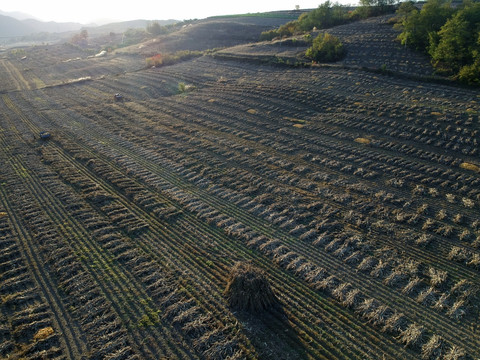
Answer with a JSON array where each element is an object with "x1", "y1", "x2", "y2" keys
[{"x1": 1, "y1": 0, "x2": 355, "y2": 24}]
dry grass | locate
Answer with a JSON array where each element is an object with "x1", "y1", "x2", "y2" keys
[
  {"x1": 398, "y1": 323, "x2": 425, "y2": 348},
  {"x1": 342, "y1": 288, "x2": 363, "y2": 308},
  {"x1": 448, "y1": 246, "x2": 470, "y2": 262},
  {"x1": 402, "y1": 277, "x2": 423, "y2": 296},
  {"x1": 433, "y1": 293, "x2": 451, "y2": 311},
  {"x1": 428, "y1": 267, "x2": 448, "y2": 288},
  {"x1": 305, "y1": 267, "x2": 327, "y2": 284},
  {"x1": 356, "y1": 298, "x2": 379, "y2": 317},
  {"x1": 421, "y1": 335, "x2": 445, "y2": 360},
  {"x1": 382, "y1": 312, "x2": 408, "y2": 334},
  {"x1": 417, "y1": 287, "x2": 438, "y2": 307},
  {"x1": 415, "y1": 234, "x2": 434, "y2": 247},
  {"x1": 443, "y1": 345, "x2": 466, "y2": 360},
  {"x1": 33, "y1": 326, "x2": 54, "y2": 341},
  {"x1": 446, "y1": 299, "x2": 466, "y2": 320},
  {"x1": 224, "y1": 262, "x2": 278, "y2": 312},
  {"x1": 459, "y1": 162, "x2": 480, "y2": 173},
  {"x1": 367, "y1": 305, "x2": 394, "y2": 327},
  {"x1": 354, "y1": 137, "x2": 371, "y2": 145}
]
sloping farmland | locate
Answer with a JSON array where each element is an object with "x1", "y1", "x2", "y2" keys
[{"x1": 0, "y1": 38, "x2": 479, "y2": 360}]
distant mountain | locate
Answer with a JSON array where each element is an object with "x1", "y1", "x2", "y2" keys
[
  {"x1": 0, "y1": 14, "x2": 34, "y2": 37},
  {"x1": 0, "y1": 12, "x2": 178, "y2": 39},
  {"x1": 0, "y1": 14, "x2": 82, "y2": 37},
  {"x1": 0, "y1": 10, "x2": 37, "y2": 20},
  {"x1": 86, "y1": 19, "x2": 178, "y2": 36},
  {"x1": 22, "y1": 18, "x2": 83, "y2": 33}
]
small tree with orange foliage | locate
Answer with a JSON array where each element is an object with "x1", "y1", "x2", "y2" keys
[{"x1": 146, "y1": 54, "x2": 163, "y2": 67}]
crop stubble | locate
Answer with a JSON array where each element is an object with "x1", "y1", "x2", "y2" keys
[{"x1": 0, "y1": 35, "x2": 479, "y2": 360}]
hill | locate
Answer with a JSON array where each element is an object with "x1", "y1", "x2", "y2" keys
[
  {"x1": 85, "y1": 19, "x2": 178, "y2": 37},
  {"x1": 0, "y1": 14, "x2": 175, "y2": 41},
  {"x1": 217, "y1": 15, "x2": 433, "y2": 78},
  {"x1": 117, "y1": 14, "x2": 302, "y2": 56},
  {"x1": 22, "y1": 18, "x2": 83, "y2": 34}
]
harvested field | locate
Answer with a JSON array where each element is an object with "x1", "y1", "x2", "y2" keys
[{"x1": 0, "y1": 14, "x2": 479, "y2": 360}]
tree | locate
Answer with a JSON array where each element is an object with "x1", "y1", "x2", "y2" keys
[
  {"x1": 360, "y1": 0, "x2": 397, "y2": 6},
  {"x1": 393, "y1": 1, "x2": 418, "y2": 27},
  {"x1": 80, "y1": 29, "x2": 88, "y2": 40},
  {"x1": 397, "y1": 0, "x2": 454, "y2": 51},
  {"x1": 429, "y1": 2, "x2": 480, "y2": 74},
  {"x1": 396, "y1": 0, "x2": 480, "y2": 84},
  {"x1": 354, "y1": 0, "x2": 398, "y2": 18},
  {"x1": 297, "y1": 1, "x2": 349, "y2": 31},
  {"x1": 70, "y1": 29, "x2": 88, "y2": 46},
  {"x1": 306, "y1": 32, "x2": 346, "y2": 62},
  {"x1": 147, "y1": 21, "x2": 167, "y2": 36}
]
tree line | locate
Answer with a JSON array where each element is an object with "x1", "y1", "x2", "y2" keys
[
  {"x1": 260, "y1": 0, "x2": 397, "y2": 41},
  {"x1": 395, "y1": 0, "x2": 480, "y2": 85}
]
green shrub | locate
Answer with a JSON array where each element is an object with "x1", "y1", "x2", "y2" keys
[
  {"x1": 260, "y1": 29, "x2": 279, "y2": 41},
  {"x1": 259, "y1": 1, "x2": 351, "y2": 41},
  {"x1": 297, "y1": 1, "x2": 350, "y2": 31},
  {"x1": 146, "y1": 21, "x2": 168, "y2": 35},
  {"x1": 178, "y1": 82, "x2": 186, "y2": 93},
  {"x1": 351, "y1": 0, "x2": 397, "y2": 19},
  {"x1": 305, "y1": 33, "x2": 346, "y2": 62},
  {"x1": 458, "y1": 60, "x2": 480, "y2": 85}
]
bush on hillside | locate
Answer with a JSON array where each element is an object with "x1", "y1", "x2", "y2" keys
[
  {"x1": 351, "y1": 0, "x2": 398, "y2": 19},
  {"x1": 260, "y1": 1, "x2": 350, "y2": 40},
  {"x1": 146, "y1": 54, "x2": 163, "y2": 67},
  {"x1": 305, "y1": 33, "x2": 346, "y2": 62},
  {"x1": 297, "y1": 1, "x2": 350, "y2": 31},
  {"x1": 458, "y1": 59, "x2": 480, "y2": 85},
  {"x1": 146, "y1": 51, "x2": 202, "y2": 68},
  {"x1": 147, "y1": 21, "x2": 168, "y2": 36},
  {"x1": 70, "y1": 29, "x2": 88, "y2": 47}
]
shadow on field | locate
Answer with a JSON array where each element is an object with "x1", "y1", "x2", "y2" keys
[{"x1": 234, "y1": 307, "x2": 309, "y2": 360}]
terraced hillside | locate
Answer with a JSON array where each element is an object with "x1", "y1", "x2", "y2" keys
[
  {"x1": 0, "y1": 15, "x2": 479, "y2": 360},
  {"x1": 218, "y1": 15, "x2": 433, "y2": 77}
]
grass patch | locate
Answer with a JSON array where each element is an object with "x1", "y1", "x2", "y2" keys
[
  {"x1": 137, "y1": 309, "x2": 161, "y2": 327},
  {"x1": 354, "y1": 137, "x2": 371, "y2": 145},
  {"x1": 460, "y1": 162, "x2": 480, "y2": 172},
  {"x1": 285, "y1": 117, "x2": 306, "y2": 124},
  {"x1": 178, "y1": 82, "x2": 195, "y2": 94}
]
